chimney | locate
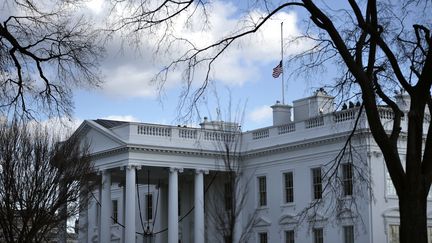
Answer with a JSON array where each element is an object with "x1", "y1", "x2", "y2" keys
[
  {"x1": 293, "y1": 88, "x2": 334, "y2": 122},
  {"x1": 271, "y1": 101, "x2": 292, "y2": 126}
]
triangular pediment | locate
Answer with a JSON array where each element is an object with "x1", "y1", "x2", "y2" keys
[
  {"x1": 73, "y1": 120, "x2": 125, "y2": 154},
  {"x1": 254, "y1": 216, "x2": 271, "y2": 227},
  {"x1": 308, "y1": 212, "x2": 326, "y2": 222},
  {"x1": 382, "y1": 208, "x2": 399, "y2": 218},
  {"x1": 279, "y1": 214, "x2": 297, "y2": 225},
  {"x1": 337, "y1": 208, "x2": 355, "y2": 219}
]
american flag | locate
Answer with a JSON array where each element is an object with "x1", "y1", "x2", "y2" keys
[{"x1": 272, "y1": 61, "x2": 283, "y2": 78}]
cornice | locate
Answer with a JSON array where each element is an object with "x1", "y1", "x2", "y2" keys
[
  {"x1": 242, "y1": 129, "x2": 372, "y2": 158},
  {"x1": 127, "y1": 145, "x2": 221, "y2": 157},
  {"x1": 89, "y1": 144, "x2": 232, "y2": 160},
  {"x1": 89, "y1": 128, "x2": 414, "y2": 162}
]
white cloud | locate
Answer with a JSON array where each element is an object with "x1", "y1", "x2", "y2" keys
[
  {"x1": 27, "y1": 117, "x2": 83, "y2": 140},
  {"x1": 85, "y1": 0, "x2": 105, "y2": 14},
  {"x1": 91, "y1": 1, "x2": 312, "y2": 98},
  {"x1": 102, "y1": 65, "x2": 159, "y2": 98},
  {"x1": 248, "y1": 105, "x2": 272, "y2": 124},
  {"x1": 102, "y1": 115, "x2": 139, "y2": 122}
]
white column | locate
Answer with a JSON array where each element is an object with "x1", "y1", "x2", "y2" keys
[
  {"x1": 100, "y1": 169, "x2": 112, "y2": 243},
  {"x1": 194, "y1": 169, "x2": 206, "y2": 243},
  {"x1": 122, "y1": 182, "x2": 126, "y2": 243},
  {"x1": 168, "y1": 167, "x2": 183, "y2": 243},
  {"x1": 125, "y1": 165, "x2": 137, "y2": 243}
]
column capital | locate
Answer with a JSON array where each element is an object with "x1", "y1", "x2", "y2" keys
[
  {"x1": 169, "y1": 167, "x2": 184, "y2": 173},
  {"x1": 96, "y1": 168, "x2": 110, "y2": 175},
  {"x1": 195, "y1": 169, "x2": 209, "y2": 175},
  {"x1": 124, "y1": 164, "x2": 141, "y2": 170}
]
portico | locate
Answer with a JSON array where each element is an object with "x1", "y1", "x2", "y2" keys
[
  {"x1": 84, "y1": 166, "x2": 212, "y2": 243},
  {"x1": 74, "y1": 119, "x2": 241, "y2": 243}
]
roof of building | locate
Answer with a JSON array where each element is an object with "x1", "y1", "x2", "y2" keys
[{"x1": 93, "y1": 119, "x2": 127, "y2": 129}]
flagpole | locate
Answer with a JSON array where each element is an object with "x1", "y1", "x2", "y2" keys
[{"x1": 281, "y1": 22, "x2": 285, "y2": 104}]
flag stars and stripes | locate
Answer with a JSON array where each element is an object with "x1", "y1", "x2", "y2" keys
[{"x1": 272, "y1": 61, "x2": 283, "y2": 78}]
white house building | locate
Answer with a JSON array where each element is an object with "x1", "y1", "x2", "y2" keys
[{"x1": 75, "y1": 89, "x2": 431, "y2": 243}]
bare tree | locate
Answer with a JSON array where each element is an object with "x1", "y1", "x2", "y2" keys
[
  {"x1": 296, "y1": 104, "x2": 373, "y2": 231},
  {"x1": 201, "y1": 97, "x2": 255, "y2": 243},
  {"x1": 107, "y1": 0, "x2": 432, "y2": 242},
  {"x1": 0, "y1": 0, "x2": 103, "y2": 118},
  {"x1": 206, "y1": 124, "x2": 256, "y2": 243},
  {"x1": 0, "y1": 119, "x2": 96, "y2": 242}
]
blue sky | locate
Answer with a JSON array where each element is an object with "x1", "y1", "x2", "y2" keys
[{"x1": 71, "y1": 0, "x2": 333, "y2": 131}]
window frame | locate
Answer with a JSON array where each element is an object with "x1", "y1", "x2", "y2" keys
[
  {"x1": 112, "y1": 199, "x2": 118, "y2": 224},
  {"x1": 285, "y1": 229, "x2": 295, "y2": 243},
  {"x1": 313, "y1": 228, "x2": 324, "y2": 243},
  {"x1": 343, "y1": 225, "x2": 354, "y2": 243},
  {"x1": 388, "y1": 224, "x2": 399, "y2": 243},
  {"x1": 258, "y1": 231, "x2": 268, "y2": 243},
  {"x1": 283, "y1": 171, "x2": 294, "y2": 204},
  {"x1": 257, "y1": 176, "x2": 267, "y2": 207},
  {"x1": 145, "y1": 193, "x2": 153, "y2": 221},
  {"x1": 342, "y1": 163, "x2": 353, "y2": 196},
  {"x1": 311, "y1": 167, "x2": 322, "y2": 200}
]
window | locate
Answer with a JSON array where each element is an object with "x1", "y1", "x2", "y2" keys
[
  {"x1": 342, "y1": 163, "x2": 353, "y2": 196},
  {"x1": 388, "y1": 225, "x2": 399, "y2": 243},
  {"x1": 258, "y1": 176, "x2": 267, "y2": 207},
  {"x1": 386, "y1": 170, "x2": 396, "y2": 196},
  {"x1": 259, "y1": 232, "x2": 268, "y2": 243},
  {"x1": 312, "y1": 168, "x2": 322, "y2": 200},
  {"x1": 224, "y1": 182, "x2": 233, "y2": 211},
  {"x1": 343, "y1": 225, "x2": 354, "y2": 243},
  {"x1": 285, "y1": 230, "x2": 295, "y2": 243},
  {"x1": 112, "y1": 200, "x2": 118, "y2": 223},
  {"x1": 313, "y1": 228, "x2": 323, "y2": 243},
  {"x1": 146, "y1": 194, "x2": 153, "y2": 221},
  {"x1": 284, "y1": 172, "x2": 294, "y2": 203}
]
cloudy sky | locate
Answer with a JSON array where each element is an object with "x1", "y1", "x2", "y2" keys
[{"x1": 70, "y1": 0, "x2": 331, "y2": 131}]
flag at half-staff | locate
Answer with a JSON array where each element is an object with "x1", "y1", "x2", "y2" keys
[
  {"x1": 272, "y1": 60, "x2": 283, "y2": 78},
  {"x1": 274, "y1": 22, "x2": 285, "y2": 104}
]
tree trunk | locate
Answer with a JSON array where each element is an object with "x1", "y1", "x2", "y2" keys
[{"x1": 399, "y1": 183, "x2": 428, "y2": 243}]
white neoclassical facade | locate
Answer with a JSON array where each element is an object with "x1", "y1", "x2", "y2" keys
[{"x1": 75, "y1": 90, "x2": 432, "y2": 243}]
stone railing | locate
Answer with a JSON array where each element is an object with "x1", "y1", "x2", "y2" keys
[
  {"x1": 137, "y1": 125, "x2": 172, "y2": 137},
  {"x1": 252, "y1": 129, "x2": 270, "y2": 140},
  {"x1": 277, "y1": 123, "x2": 296, "y2": 134},
  {"x1": 204, "y1": 131, "x2": 237, "y2": 142},
  {"x1": 305, "y1": 116, "x2": 324, "y2": 129},
  {"x1": 379, "y1": 108, "x2": 394, "y2": 120},
  {"x1": 132, "y1": 107, "x2": 426, "y2": 149},
  {"x1": 178, "y1": 128, "x2": 197, "y2": 139},
  {"x1": 334, "y1": 109, "x2": 357, "y2": 123}
]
